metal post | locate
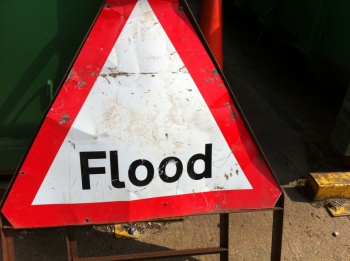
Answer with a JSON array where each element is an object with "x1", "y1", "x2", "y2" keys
[
  {"x1": 198, "y1": 0, "x2": 223, "y2": 69},
  {"x1": 66, "y1": 227, "x2": 79, "y2": 261},
  {"x1": 1, "y1": 220, "x2": 15, "y2": 261},
  {"x1": 219, "y1": 213, "x2": 229, "y2": 261},
  {"x1": 271, "y1": 195, "x2": 284, "y2": 261}
]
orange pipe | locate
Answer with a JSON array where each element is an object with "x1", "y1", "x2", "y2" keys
[{"x1": 198, "y1": 0, "x2": 223, "y2": 69}]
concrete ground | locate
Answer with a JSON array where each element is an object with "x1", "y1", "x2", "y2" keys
[{"x1": 1, "y1": 1, "x2": 350, "y2": 260}]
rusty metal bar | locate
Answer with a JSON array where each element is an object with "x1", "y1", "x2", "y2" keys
[
  {"x1": 219, "y1": 213, "x2": 229, "y2": 261},
  {"x1": 271, "y1": 195, "x2": 284, "y2": 261},
  {"x1": 71, "y1": 247, "x2": 227, "y2": 261},
  {"x1": 1, "y1": 219, "x2": 16, "y2": 261},
  {"x1": 1, "y1": 228, "x2": 16, "y2": 261},
  {"x1": 1, "y1": 208, "x2": 283, "y2": 261},
  {"x1": 65, "y1": 217, "x2": 229, "y2": 261},
  {"x1": 66, "y1": 227, "x2": 79, "y2": 261}
]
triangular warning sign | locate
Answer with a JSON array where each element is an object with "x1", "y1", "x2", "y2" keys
[{"x1": 1, "y1": 0, "x2": 282, "y2": 228}]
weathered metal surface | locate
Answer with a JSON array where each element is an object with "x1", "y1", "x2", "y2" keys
[
  {"x1": 65, "y1": 215, "x2": 230, "y2": 261},
  {"x1": 306, "y1": 172, "x2": 350, "y2": 200},
  {"x1": 271, "y1": 194, "x2": 284, "y2": 261},
  {"x1": 2, "y1": 0, "x2": 282, "y2": 228},
  {"x1": 0, "y1": 218, "x2": 15, "y2": 261},
  {"x1": 64, "y1": 209, "x2": 283, "y2": 261},
  {"x1": 66, "y1": 227, "x2": 78, "y2": 261},
  {"x1": 70, "y1": 247, "x2": 228, "y2": 261},
  {"x1": 219, "y1": 213, "x2": 229, "y2": 261}
]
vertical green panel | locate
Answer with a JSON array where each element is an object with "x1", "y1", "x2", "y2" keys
[
  {"x1": 319, "y1": 0, "x2": 350, "y2": 71},
  {"x1": 0, "y1": 0, "x2": 104, "y2": 173},
  {"x1": 331, "y1": 85, "x2": 350, "y2": 156},
  {"x1": 233, "y1": 0, "x2": 275, "y2": 24},
  {"x1": 248, "y1": 0, "x2": 275, "y2": 23},
  {"x1": 273, "y1": 0, "x2": 332, "y2": 52}
]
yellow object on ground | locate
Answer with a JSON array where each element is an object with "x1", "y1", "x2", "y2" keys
[
  {"x1": 114, "y1": 224, "x2": 141, "y2": 239},
  {"x1": 306, "y1": 172, "x2": 350, "y2": 200},
  {"x1": 327, "y1": 202, "x2": 350, "y2": 217}
]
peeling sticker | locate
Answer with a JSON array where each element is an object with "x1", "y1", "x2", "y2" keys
[
  {"x1": 78, "y1": 81, "x2": 86, "y2": 87},
  {"x1": 59, "y1": 114, "x2": 70, "y2": 125},
  {"x1": 204, "y1": 77, "x2": 214, "y2": 82},
  {"x1": 230, "y1": 111, "x2": 237, "y2": 120},
  {"x1": 211, "y1": 69, "x2": 218, "y2": 75}
]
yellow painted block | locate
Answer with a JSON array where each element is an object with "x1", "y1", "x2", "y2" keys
[
  {"x1": 114, "y1": 224, "x2": 140, "y2": 239},
  {"x1": 327, "y1": 203, "x2": 350, "y2": 217},
  {"x1": 306, "y1": 172, "x2": 350, "y2": 200}
]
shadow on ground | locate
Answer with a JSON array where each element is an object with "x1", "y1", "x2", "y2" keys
[
  {"x1": 0, "y1": 227, "x2": 201, "y2": 261},
  {"x1": 222, "y1": 1, "x2": 348, "y2": 190}
]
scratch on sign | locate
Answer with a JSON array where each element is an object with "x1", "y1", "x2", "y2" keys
[{"x1": 59, "y1": 114, "x2": 70, "y2": 125}]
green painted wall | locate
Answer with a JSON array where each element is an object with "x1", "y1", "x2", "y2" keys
[{"x1": 0, "y1": 0, "x2": 104, "y2": 174}]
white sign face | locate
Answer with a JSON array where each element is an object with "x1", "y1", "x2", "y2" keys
[
  {"x1": 2, "y1": 0, "x2": 282, "y2": 229},
  {"x1": 32, "y1": 0, "x2": 252, "y2": 205}
]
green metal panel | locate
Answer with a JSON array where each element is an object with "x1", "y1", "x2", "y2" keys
[
  {"x1": 273, "y1": 0, "x2": 332, "y2": 53},
  {"x1": 0, "y1": 0, "x2": 104, "y2": 175},
  {"x1": 318, "y1": 0, "x2": 350, "y2": 88},
  {"x1": 319, "y1": 0, "x2": 350, "y2": 70},
  {"x1": 233, "y1": 0, "x2": 332, "y2": 53},
  {"x1": 234, "y1": 0, "x2": 275, "y2": 24},
  {"x1": 249, "y1": 0, "x2": 275, "y2": 23},
  {"x1": 331, "y1": 85, "x2": 350, "y2": 156},
  {"x1": 232, "y1": 0, "x2": 350, "y2": 90}
]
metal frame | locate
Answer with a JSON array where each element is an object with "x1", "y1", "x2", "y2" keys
[
  {"x1": 66, "y1": 219, "x2": 228, "y2": 261},
  {"x1": 1, "y1": 195, "x2": 284, "y2": 261},
  {"x1": 1, "y1": 1, "x2": 284, "y2": 260},
  {"x1": 1, "y1": 218, "x2": 15, "y2": 261}
]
